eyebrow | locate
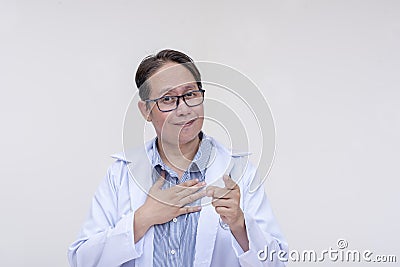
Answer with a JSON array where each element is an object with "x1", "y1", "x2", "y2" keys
[
  {"x1": 159, "y1": 83, "x2": 197, "y2": 96},
  {"x1": 159, "y1": 87, "x2": 173, "y2": 95}
]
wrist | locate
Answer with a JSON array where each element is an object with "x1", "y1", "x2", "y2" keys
[
  {"x1": 229, "y1": 212, "x2": 245, "y2": 233},
  {"x1": 135, "y1": 205, "x2": 154, "y2": 229}
]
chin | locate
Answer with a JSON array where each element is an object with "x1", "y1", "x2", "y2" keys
[
  {"x1": 179, "y1": 121, "x2": 203, "y2": 144},
  {"x1": 160, "y1": 129, "x2": 200, "y2": 147},
  {"x1": 160, "y1": 120, "x2": 203, "y2": 146},
  {"x1": 178, "y1": 131, "x2": 200, "y2": 145}
]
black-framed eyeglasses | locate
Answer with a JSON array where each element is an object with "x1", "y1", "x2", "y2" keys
[{"x1": 145, "y1": 89, "x2": 205, "y2": 112}]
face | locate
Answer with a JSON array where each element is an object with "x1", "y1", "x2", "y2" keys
[{"x1": 138, "y1": 62, "x2": 204, "y2": 146}]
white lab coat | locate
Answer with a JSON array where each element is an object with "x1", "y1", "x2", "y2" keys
[{"x1": 68, "y1": 136, "x2": 288, "y2": 267}]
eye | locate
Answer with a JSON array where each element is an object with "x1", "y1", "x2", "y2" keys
[
  {"x1": 185, "y1": 91, "x2": 194, "y2": 97},
  {"x1": 184, "y1": 91, "x2": 199, "y2": 98},
  {"x1": 160, "y1": 96, "x2": 176, "y2": 104}
]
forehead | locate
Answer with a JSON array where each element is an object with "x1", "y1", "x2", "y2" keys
[{"x1": 148, "y1": 62, "x2": 196, "y2": 97}]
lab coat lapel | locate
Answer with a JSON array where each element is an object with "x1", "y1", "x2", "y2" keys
[
  {"x1": 125, "y1": 143, "x2": 154, "y2": 199},
  {"x1": 125, "y1": 144, "x2": 155, "y2": 267},
  {"x1": 194, "y1": 143, "x2": 232, "y2": 267}
]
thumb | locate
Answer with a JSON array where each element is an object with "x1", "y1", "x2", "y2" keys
[{"x1": 223, "y1": 175, "x2": 237, "y2": 190}]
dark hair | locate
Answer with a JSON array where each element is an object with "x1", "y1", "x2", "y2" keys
[{"x1": 135, "y1": 49, "x2": 202, "y2": 101}]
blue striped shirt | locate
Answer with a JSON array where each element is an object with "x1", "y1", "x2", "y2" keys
[{"x1": 151, "y1": 133, "x2": 213, "y2": 267}]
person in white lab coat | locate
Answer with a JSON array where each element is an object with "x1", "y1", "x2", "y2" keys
[{"x1": 68, "y1": 49, "x2": 288, "y2": 267}]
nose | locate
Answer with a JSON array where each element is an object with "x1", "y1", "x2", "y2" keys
[{"x1": 175, "y1": 97, "x2": 191, "y2": 115}]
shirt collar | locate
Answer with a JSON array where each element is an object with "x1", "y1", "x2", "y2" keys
[{"x1": 151, "y1": 131, "x2": 213, "y2": 176}]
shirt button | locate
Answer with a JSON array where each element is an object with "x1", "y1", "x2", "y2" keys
[
  {"x1": 172, "y1": 217, "x2": 177, "y2": 223},
  {"x1": 170, "y1": 249, "x2": 176, "y2": 255}
]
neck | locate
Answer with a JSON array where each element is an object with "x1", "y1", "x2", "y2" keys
[{"x1": 157, "y1": 135, "x2": 201, "y2": 174}]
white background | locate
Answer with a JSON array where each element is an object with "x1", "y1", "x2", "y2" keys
[{"x1": 0, "y1": 0, "x2": 399, "y2": 266}]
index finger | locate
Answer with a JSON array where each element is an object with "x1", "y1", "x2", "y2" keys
[
  {"x1": 175, "y1": 178, "x2": 204, "y2": 191},
  {"x1": 153, "y1": 170, "x2": 166, "y2": 189},
  {"x1": 206, "y1": 186, "x2": 230, "y2": 199}
]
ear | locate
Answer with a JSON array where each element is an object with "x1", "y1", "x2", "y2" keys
[{"x1": 138, "y1": 101, "x2": 152, "y2": 122}]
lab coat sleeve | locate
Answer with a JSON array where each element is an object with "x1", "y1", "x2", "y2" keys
[
  {"x1": 67, "y1": 162, "x2": 144, "y2": 267},
  {"x1": 231, "y1": 167, "x2": 288, "y2": 267}
]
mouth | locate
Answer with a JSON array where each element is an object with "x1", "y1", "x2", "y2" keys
[{"x1": 175, "y1": 118, "x2": 197, "y2": 127}]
